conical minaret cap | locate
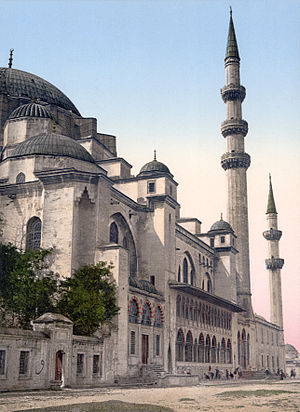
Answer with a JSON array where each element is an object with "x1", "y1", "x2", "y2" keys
[
  {"x1": 225, "y1": 8, "x2": 240, "y2": 60},
  {"x1": 266, "y1": 174, "x2": 277, "y2": 214}
]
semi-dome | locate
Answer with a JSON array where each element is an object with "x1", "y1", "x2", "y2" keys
[
  {"x1": 10, "y1": 133, "x2": 95, "y2": 163},
  {"x1": 209, "y1": 218, "x2": 233, "y2": 233},
  {"x1": 0, "y1": 68, "x2": 80, "y2": 116},
  {"x1": 139, "y1": 152, "x2": 171, "y2": 176},
  {"x1": 9, "y1": 102, "x2": 53, "y2": 120}
]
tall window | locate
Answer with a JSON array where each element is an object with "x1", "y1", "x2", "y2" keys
[
  {"x1": 227, "y1": 339, "x2": 232, "y2": 363},
  {"x1": 0, "y1": 350, "x2": 6, "y2": 375},
  {"x1": 177, "y1": 266, "x2": 181, "y2": 282},
  {"x1": 221, "y1": 338, "x2": 226, "y2": 363},
  {"x1": 26, "y1": 217, "x2": 41, "y2": 250},
  {"x1": 185, "y1": 331, "x2": 193, "y2": 362},
  {"x1": 183, "y1": 258, "x2": 188, "y2": 283},
  {"x1": 19, "y1": 351, "x2": 29, "y2": 375},
  {"x1": 156, "y1": 335, "x2": 160, "y2": 356},
  {"x1": 198, "y1": 334, "x2": 204, "y2": 363},
  {"x1": 176, "y1": 329, "x2": 184, "y2": 361},
  {"x1": 211, "y1": 336, "x2": 217, "y2": 363},
  {"x1": 130, "y1": 331, "x2": 136, "y2": 355},
  {"x1": 93, "y1": 354, "x2": 100, "y2": 374},
  {"x1": 205, "y1": 335, "x2": 210, "y2": 363},
  {"x1": 109, "y1": 222, "x2": 118, "y2": 243},
  {"x1": 148, "y1": 181, "x2": 155, "y2": 193},
  {"x1": 141, "y1": 303, "x2": 151, "y2": 326},
  {"x1": 129, "y1": 300, "x2": 138, "y2": 323},
  {"x1": 176, "y1": 295, "x2": 181, "y2": 317},
  {"x1": 154, "y1": 307, "x2": 162, "y2": 328},
  {"x1": 76, "y1": 354, "x2": 84, "y2": 375}
]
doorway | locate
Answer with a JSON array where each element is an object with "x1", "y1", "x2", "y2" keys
[
  {"x1": 142, "y1": 334, "x2": 149, "y2": 364},
  {"x1": 55, "y1": 350, "x2": 63, "y2": 381}
]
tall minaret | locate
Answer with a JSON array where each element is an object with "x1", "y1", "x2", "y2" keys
[
  {"x1": 220, "y1": 9, "x2": 252, "y2": 312},
  {"x1": 263, "y1": 175, "x2": 284, "y2": 328}
]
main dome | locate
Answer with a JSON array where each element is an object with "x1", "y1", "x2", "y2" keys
[
  {"x1": 10, "y1": 133, "x2": 95, "y2": 163},
  {"x1": 0, "y1": 68, "x2": 80, "y2": 116}
]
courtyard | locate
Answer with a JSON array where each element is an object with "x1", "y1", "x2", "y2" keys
[{"x1": 0, "y1": 379, "x2": 299, "y2": 411}]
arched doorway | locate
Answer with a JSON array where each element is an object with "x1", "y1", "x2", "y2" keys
[{"x1": 55, "y1": 350, "x2": 63, "y2": 381}]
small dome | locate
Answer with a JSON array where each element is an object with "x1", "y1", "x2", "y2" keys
[
  {"x1": 10, "y1": 133, "x2": 95, "y2": 163},
  {"x1": 9, "y1": 102, "x2": 53, "y2": 120},
  {"x1": 209, "y1": 218, "x2": 233, "y2": 233},
  {"x1": 33, "y1": 312, "x2": 73, "y2": 324},
  {"x1": 285, "y1": 344, "x2": 298, "y2": 353},
  {"x1": 139, "y1": 151, "x2": 172, "y2": 177}
]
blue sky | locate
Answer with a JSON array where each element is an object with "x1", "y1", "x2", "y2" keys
[{"x1": 1, "y1": 0, "x2": 299, "y2": 348}]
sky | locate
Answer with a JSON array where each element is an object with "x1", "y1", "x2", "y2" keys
[{"x1": 1, "y1": 0, "x2": 299, "y2": 350}]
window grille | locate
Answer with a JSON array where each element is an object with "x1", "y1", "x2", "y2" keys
[
  {"x1": 148, "y1": 182, "x2": 155, "y2": 193},
  {"x1": 16, "y1": 172, "x2": 25, "y2": 183},
  {"x1": 129, "y1": 300, "x2": 138, "y2": 323},
  {"x1": 154, "y1": 307, "x2": 162, "y2": 328},
  {"x1": 130, "y1": 331, "x2": 136, "y2": 355},
  {"x1": 19, "y1": 351, "x2": 29, "y2": 375},
  {"x1": 0, "y1": 351, "x2": 6, "y2": 375},
  {"x1": 156, "y1": 335, "x2": 160, "y2": 356},
  {"x1": 93, "y1": 355, "x2": 100, "y2": 374},
  {"x1": 109, "y1": 222, "x2": 118, "y2": 243},
  {"x1": 141, "y1": 303, "x2": 151, "y2": 326},
  {"x1": 76, "y1": 354, "x2": 84, "y2": 375},
  {"x1": 26, "y1": 217, "x2": 41, "y2": 250}
]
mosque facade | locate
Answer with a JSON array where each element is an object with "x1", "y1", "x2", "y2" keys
[{"x1": 0, "y1": 13, "x2": 285, "y2": 389}]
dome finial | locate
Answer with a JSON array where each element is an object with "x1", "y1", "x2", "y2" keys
[
  {"x1": 154, "y1": 149, "x2": 157, "y2": 161},
  {"x1": 220, "y1": 212, "x2": 223, "y2": 220},
  {"x1": 230, "y1": 5, "x2": 232, "y2": 17},
  {"x1": 8, "y1": 48, "x2": 14, "y2": 68}
]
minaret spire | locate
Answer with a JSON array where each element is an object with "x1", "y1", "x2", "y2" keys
[
  {"x1": 267, "y1": 174, "x2": 277, "y2": 214},
  {"x1": 263, "y1": 176, "x2": 284, "y2": 328},
  {"x1": 226, "y1": 8, "x2": 240, "y2": 60},
  {"x1": 8, "y1": 48, "x2": 14, "y2": 68},
  {"x1": 220, "y1": 11, "x2": 252, "y2": 313}
]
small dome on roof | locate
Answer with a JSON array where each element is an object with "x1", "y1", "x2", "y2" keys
[
  {"x1": 10, "y1": 133, "x2": 95, "y2": 163},
  {"x1": 209, "y1": 216, "x2": 233, "y2": 233},
  {"x1": 9, "y1": 102, "x2": 53, "y2": 120},
  {"x1": 138, "y1": 151, "x2": 171, "y2": 176},
  {"x1": 285, "y1": 344, "x2": 298, "y2": 353}
]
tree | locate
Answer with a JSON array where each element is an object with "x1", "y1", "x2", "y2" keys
[
  {"x1": 0, "y1": 244, "x2": 58, "y2": 328},
  {"x1": 57, "y1": 262, "x2": 119, "y2": 335}
]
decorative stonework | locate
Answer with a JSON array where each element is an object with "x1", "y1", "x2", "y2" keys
[
  {"x1": 221, "y1": 119, "x2": 248, "y2": 137},
  {"x1": 221, "y1": 152, "x2": 251, "y2": 170},
  {"x1": 263, "y1": 229, "x2": 282, "y2": 241},
  {"x1": 265, "y1": 257, "x2": 284, "y2": 270},
  {"x1": 221, "y1": 84, "x2": 246, "y2": 103}
]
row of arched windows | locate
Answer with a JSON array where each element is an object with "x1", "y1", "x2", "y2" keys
[
  {"x1": 176, "y1": 295, "x2": 232, "y2": 330},
  {"x1": 128, "y1": 299, "x2": 163, "y2": 328},
  {"x1": 237, "y1": 329, "x2": 250, "y2": 368},
  {"x1": 176, "y1": 329, "x2": 232, "y2": 364}
]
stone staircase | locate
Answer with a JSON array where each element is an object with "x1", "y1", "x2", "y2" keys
[{"x1": 142, "y1": 364, "x2": 167, "y2": 379}]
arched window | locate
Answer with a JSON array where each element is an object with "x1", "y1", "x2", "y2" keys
[
  {"x1": 217, "y1": 342, "x2": 220, "y2": 363},
  {"x1": 194, "y1": 303, "x2": 198, "y2": 323},
  {"x1": 176, "y1": 329, "x2": 184, "y2": 361},
  {"x1": 185, "y1": 331, "x2": 193, "y2": 362},
  {"x1": 177, "y1": 266, "x2": 181, "y2": 282},
  {"x1": 129, "y1": 299, "x2": 138, "y2": 323},
  {"x1": 185, "y1": 298, "x2": 189, "y2": 319},
  {"x1": 211, "y1": 336, "x2": 217, "y2": 363},
  {"x1": 141, "y1": 303, "x2": 151, "y2": 326},
  {"x1": 183, "y1": 258, "x2": 188, "y2": 283},
  {"x1": 181, "y1": 297, "x2": 185, "y2": 318},
  {"x1": 190, "y1": 300, "x2": 193, "y2": 321},
  {"x1": 190, "y1": 267, "x2": 194, "y2": 285},
  {"x1": 154, "y1": 307, "x2": 162, "y2": 328},
  {"x1": 241, "y1": 329, "x2": 247, "y2": 368},
  {"x1": 193, "y1": 339, "x2": 197, "y2": 362},
  {"x1": 16, "y1": 172, "x2": 25, "y2": 183},
  {"x1": 205, "y1": 335, "x2": 211, "y2": 363},
  {"x1": 247, "y1": 333, "x2": 250, "y2": 365},
  {"x1": 221, "y1": 338, "x2": 226, "y2": 363},
  {"x1": 109, "y1": 222, "x2": 118, "y2": 243},
  {"x1": 26, "y1": 217, "x2": 41, "y2": 250},
  {"x1": 176, "y1": 295, "x2": 181, "y2": 317},
  {"x1": 198, "y1": 334, "x2": 205, "y2": 363},
  {"x1": 227, "y1": 339, "x2": 232, "y2": 363}
]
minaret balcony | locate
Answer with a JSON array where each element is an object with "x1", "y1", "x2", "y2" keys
[
  {"x1": 221, "y1": 84, "x2": 246, "y2": 103},
  {"x1": 265, "y1": 257, "x2": 284, "y2": 271},
  {"x1": 221, "y1": 152, "x2": 251, "y2": 170},
  {"x1": 221, "y1": 119, "x2": 248, "y2": 137},
  {"x1": 263, "y1": 229, "x2": 282, "y2": 241}
]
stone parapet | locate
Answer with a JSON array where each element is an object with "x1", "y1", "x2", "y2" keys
[
  {"x1": 221, "y1": 119, "x2": 248, "y2": 137},
  {"x1": 221, "y1": 84, "x2": 246, "y2": 103},
  {"x1": 265, "y1": 257, "x2": 284, "y2": 270},
  {"x1": 263, "y1": 229, "x2": 282, "y2": 241},
  {"x1": 221, "y1": 152, "x2": 251, "y2": 170}
]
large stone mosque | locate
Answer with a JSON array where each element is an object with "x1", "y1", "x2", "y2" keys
[{"x1": 0, "y1": 12, "x2": 285, "y2": 389}]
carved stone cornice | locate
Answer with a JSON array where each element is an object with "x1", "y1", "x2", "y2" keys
[
  {"x1": 263, "y1": 229, "x2": 282, "y2": 241},
  {"x1": 221, "y1": 119, "x2": 248, "y2": 137},
  {"x1": 221, "y1": 84, "x2": 246, "y2": 103},
  {"x1": 221, "y1": 152, "x2": 251, "y2": 170},
  {"x1": 265, "y1": 257, "x2": 284, "y2": 270}
]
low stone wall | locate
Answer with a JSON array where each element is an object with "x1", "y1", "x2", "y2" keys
[{"x1": 159, "y1": 374, "x2": 199, "y2": 387}]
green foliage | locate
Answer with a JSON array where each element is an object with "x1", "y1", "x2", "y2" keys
[
  {"x1": 0, "y1": 243, "x2": 58, "y2": 328},
  {"x1": 57, "y1": 262, "x2": 119, "y2": 336}
]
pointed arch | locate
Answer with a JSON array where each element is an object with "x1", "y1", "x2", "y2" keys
[
  {"x1": 205, "y1": 335, "x2": 211, "y2": 363},
  {"x1": 185, "y1": 331, "x2": 193, "y2": 362},
  {"x1": 183, "y1": 258, "x2": 188, "y2": 283},
  {"x1": 176, "y1": 329, "x2": 185, "y2": 361},
  {"x1": 211, "y1": 336, "x2": 217, "y2": 363},
  {"x1": 128, "y1": 298, "x2": 139, "y2": 323},
  {"x1": 227, "y1": 339, "x2": 232, "y2": 363},
  {"x1": 141, "y1": 302, "x2": 152, "y2": 326},
  {"x1": 198, "y1": 333, "x2": 205, "y2": 363},
  {"x1": 221, "y1": 338, "x2": 226, "y2": 363},
  {"x1": 154, "y1": 306, "x2": 163, "y2": 328},
  {"x1": 26, "y1": 217, "x2": 41, "y2": 250}
]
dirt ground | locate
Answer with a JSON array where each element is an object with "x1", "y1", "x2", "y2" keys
[{"x1": 1, "y1": 379, "x2": 300, "y2": 412}]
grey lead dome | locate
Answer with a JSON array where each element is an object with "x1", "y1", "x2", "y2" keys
[
  {"x1": 0, "y1": 68, "x2": 80, "y2": 116},
  {"x1": 9, "y1": 102, "x2": 53, "y2": 120},
  {"x1": 10, "y1": 133, "x2": 95, "y2": 163},
  {"x1": 139, "y1": 159, "x2": 171, "y2": 176},
  {"x1": 209, "y1": 219, "x2": 233, "y2": 232}
]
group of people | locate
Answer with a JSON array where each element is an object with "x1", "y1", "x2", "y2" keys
[{"x1": 204, "y1": 366, "x2": 242, "y2": 380}]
